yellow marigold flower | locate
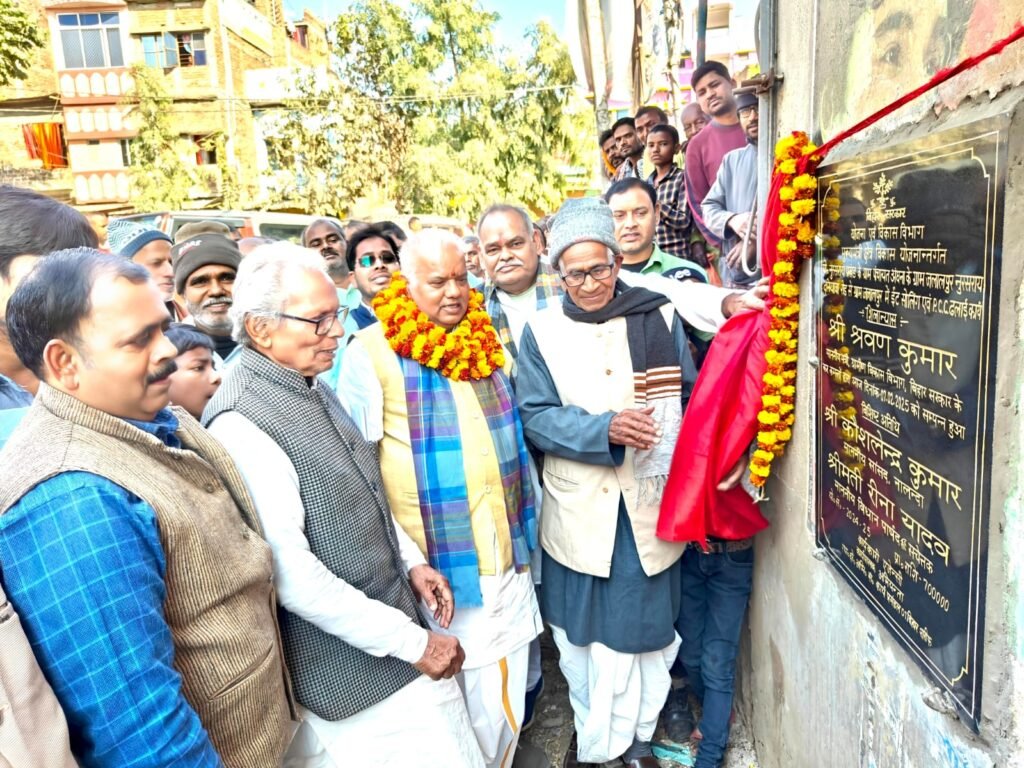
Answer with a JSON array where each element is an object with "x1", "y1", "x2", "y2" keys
[
  {"x1": 780, "y1": 385, "x2": 796, "y2": 396},
  {"x1": 780, "y1": 186, "x2": 796, "y2": 201},
  {"x1": 777, "y1": 239, "x2": 797, "y2": 254},
  {"x1": 764, "y1": 372, "x2": 785, "y2": 388},
  {"x1": 779, "y1": 159, "x2": 797, "y2": 175},
  {"x1": 758, "y1": 431, "x2": 778, "y2": 445},
  {"x1": 791, "y1": 199, "x2": 816, "y2": 216},
  {"x1": 753, "y1": 448, "x2": 775, "y2": 463},
  {"x1": 802, "y1": 142, "x2": 818, "y2": 154},
  {"x1": 773, "y1": 282, "x2": 800, "y2": 298},
  {"x1": 828, "y1": 209, "x2": 841, "y2": 221},
  {"x1": 761, "y1": 394, "x2": 781, "y2": 407},
  {"x1": 773, "y1": 262, "x2": 794, "y2": 275},
  {"x1": 776, "y1": 427, "x2": 792, "y2": 442},
  {"x1": 792, "y1": 174, "x2": 816, "y2": 191},
  {"x1": 778, "y1": 212, "x2": 797, "y2": 227},
  {"x1": 758, "y1": 412, "x2": 780, "y2": 426},
  {"x1": 797, "y1": 221, "x2": 816, "y2": 243}
]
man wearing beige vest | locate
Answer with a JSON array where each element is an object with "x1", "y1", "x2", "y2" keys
[
  {"x1": 340, "y1": 229, "x2": 542, "y2": 768},
  {"x1": 515, "y1": 198, "x2": 698, "y2": 768},
  {"x1": 0, "y1": 248, "x2": 294, "y2": 767}
]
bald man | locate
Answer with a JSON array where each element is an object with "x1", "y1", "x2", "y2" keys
[{"x1": 339, "y1": 230, "x2": 541, "y2": 768}]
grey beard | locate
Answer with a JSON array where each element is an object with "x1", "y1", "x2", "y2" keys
[
  {"x1": 186, "y1": 301, "x2": 233, "y2": 335},
  {"x1": 326, "y1": 261, "x2": 349, "y2": 282}
]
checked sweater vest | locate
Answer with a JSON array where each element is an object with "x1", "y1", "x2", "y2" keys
[
  {"x1": 204, "y1": 347, "x2": 423, "y2": 720},
  {"x1": 0, "y1": 385, "x2": 294, "y2": 768}
]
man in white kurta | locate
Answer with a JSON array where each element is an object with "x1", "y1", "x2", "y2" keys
[
  {"x1": 340, "y1": 230, "x2": 542, "y2": 768},
  {"x1": 204, "y1": 245, "x2": 483, "y2": 768}
]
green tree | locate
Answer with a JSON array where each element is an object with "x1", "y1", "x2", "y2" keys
[
  {"x1": 261, "y1": 71, "x2": 407, "y2": 217},
  {"x1": 0, "y1": 0, "x2": 42, "y2": 88},
  {"x1": 122, "y1": 67, "x2": 198, "y2": 211},
  {"x1": 332, "y1": 1, "x2": 590, "y2": 220}
]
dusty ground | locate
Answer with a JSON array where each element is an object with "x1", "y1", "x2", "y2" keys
[{"x1": 515, "y1": 630, "x2": 760, "y2": 768}]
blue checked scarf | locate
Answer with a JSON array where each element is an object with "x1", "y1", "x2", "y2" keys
[
  {"x1": 400, "y1": 357, "x2": 537, "y2": 607},
  {"x1": 485, "y1": 261, "x2": 563, "y2": 362}
]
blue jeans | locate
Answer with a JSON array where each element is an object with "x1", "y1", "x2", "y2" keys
[{"x1": 676, "y1": 543, "x2": 755, "y2": 768}]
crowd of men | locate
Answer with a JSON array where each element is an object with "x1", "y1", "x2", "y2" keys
[
  {"x1": 0, "y1": 60, "x2": 769, "y2": 768},
  {"x1": 599, "y1": 61, "x2": 761, "y2": 290}
]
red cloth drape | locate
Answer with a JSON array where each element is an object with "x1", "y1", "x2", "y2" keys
[
  {"x1": 657, "y1": 23, "x2": 1024, "y2": 547},
  {"x1": 22, "y1": 124, "x2": 67, "y2": 170}
]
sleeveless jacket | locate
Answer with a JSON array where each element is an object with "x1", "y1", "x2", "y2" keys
[
  {"x1": 204, "y1": 347, "x2": 423, "y2": 720},
  {"x1": 0, "y1": 385, "x2": 294, "y2": 767}
]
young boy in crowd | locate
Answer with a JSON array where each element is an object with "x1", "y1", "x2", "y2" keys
[
  {"x1": 165, "y1": 324, "x2": 222, "y2": 421},
  {"x1": 646, "y1": 123, "x2": 692, "y2": 261}
]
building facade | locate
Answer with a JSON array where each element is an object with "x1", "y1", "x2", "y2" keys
[{"x1": 0, "y1": 0, "x2": 329, "y2": 211}]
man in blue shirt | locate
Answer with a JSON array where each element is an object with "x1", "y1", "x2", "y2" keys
[{"x1": 0, "y1": 249, "x2": 294, "y2": 766}]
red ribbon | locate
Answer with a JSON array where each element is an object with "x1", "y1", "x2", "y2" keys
[{"x1": 657, "y1": 23, "x2": 1024, "y2": 546}]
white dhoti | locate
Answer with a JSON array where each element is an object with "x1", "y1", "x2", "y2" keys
[
  {"x1": 551, "y1": 625, "x2": 680, "y2": 764},
  {"x1": 458, "y1": 641, "x2": 530, "y2": 768},
  {"x1": 426, "y1": 568, "x2": 543, "y2": 768},
  {"x1": 282, "y1": 674, "x2": 484, "y2": 767}
]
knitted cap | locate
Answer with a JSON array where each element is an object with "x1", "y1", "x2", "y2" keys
[
  {"x1": 171, "y1": 234, "x2": 241, "y2": 294},
  {"x1": 547, "y1": 197, "x2": 620, "y2": 268},
  {"x1": 174, "y1": 220, "x2": 233, "y2": 243},
  {"x1": 106, "y1": 219, "x2": 172, "y2": 259}
]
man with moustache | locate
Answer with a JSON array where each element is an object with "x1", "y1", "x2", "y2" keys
[
  {"x1": 302, "y1": 218, "x2": 350, "y2": 287},
  {"x1": 171, "y1": 234, "x2": 242, "y2": 364},
  {"x1": 0, "y1": 249, "x2": 294, "y2": 766},
  {"x1": 684, "y1": 62, "x2": 746, "y2": 246},
  {"x1": 633, "y1": 105, "x2": 668, "y2": 150},
  {"x1": 205, "y1": 246, "x2": 481, "y2": 767},
  {"x1": 611, "y1": 117, "x2": 646, "y2": 182},
  {"x1": 600, "y1": 129, "x2": 622, "y2": 179},
  {"x1": 701, "y1": 91, "x2": 762, "y2": 289}
]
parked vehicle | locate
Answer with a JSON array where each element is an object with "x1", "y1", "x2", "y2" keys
[{"x1": 118, "y1": 210, "x2": 322, "y2": 243}]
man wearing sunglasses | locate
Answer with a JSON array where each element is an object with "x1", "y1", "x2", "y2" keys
[{"x1": 346, "y1": 224, "x2": 402, "y2": 329}]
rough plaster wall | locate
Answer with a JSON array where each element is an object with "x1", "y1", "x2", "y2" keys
[{"x1": 743, "y1": 1, "x2": 1024, "y2": 766}]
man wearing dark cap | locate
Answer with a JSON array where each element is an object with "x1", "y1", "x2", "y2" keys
[
  {"x1": 701, "y1": 91, "x2": 761, "y2": 288},
  {"x1": 171, "y1": 234, "x2": 242, "y2": 364},
  {"x1": 174, "y1": 220, "x2": 233, "y2": 243},
  {"x1": 106, "y1": 219, "x2": 185, "y2": 319}
]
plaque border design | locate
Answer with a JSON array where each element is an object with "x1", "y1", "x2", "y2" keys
[{"x1": 812, "y1": 117, "x2": 1008, "y2": 731}]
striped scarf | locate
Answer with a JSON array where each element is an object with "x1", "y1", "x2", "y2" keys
[
  {"x1": 401, "y1": 357, "x2": 537, "y2": 607},
  {"x1": 486, "y1": 261, "x2": 563, "y2": 361}
]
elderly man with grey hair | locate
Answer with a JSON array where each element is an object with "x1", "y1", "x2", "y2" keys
[
  {"x1": 515, "y1": 196, "x2": 699, "y2": 768},
  {"x1": 340, "y1": 229, "x2": 542, "y2": 768},
  {"x1": 203, "y1": 243, "x2": 483, "y2": 768}
]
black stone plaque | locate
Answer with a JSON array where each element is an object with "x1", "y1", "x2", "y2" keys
[{"x1": 813, "y1": 118, "x2": 1007, "y2": 731}]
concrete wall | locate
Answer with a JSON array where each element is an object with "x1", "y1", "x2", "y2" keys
[{"x1": 742, "y1": 1, "x2": 1024, "y2": 766}]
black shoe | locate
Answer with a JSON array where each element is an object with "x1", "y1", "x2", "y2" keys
[
  {"x1": 661, "y1": 686, "x2": 698, "y2": 744},
  {"x1": 522, "y1": 674, "x2": 545, "y2": 731}
]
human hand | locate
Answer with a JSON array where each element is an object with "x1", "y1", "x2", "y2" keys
[
  {"x1": 728, "y1": 212, "x2": 752, "y2": 239},
  {"x1": 716, "y1": 455, "x2": 748, "y2": 491},
  {"x1": 409, "y1": 564, "x2": 454, "y2": 628},
  {"x1": 413, "y1": 632, "x2": 465, "y2": 680},
  {"x1": 609, "y1": 407, "x2": 661, "y2": 450},
  {"x1": 721, "y1": 277, "x2": 769, "y2": 317}
]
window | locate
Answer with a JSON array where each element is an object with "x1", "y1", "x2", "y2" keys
[
  {"x1": 139, "y1": 32, "x2": 206, "y2": 68},
  {"x1": 140, "y1": 32, "x2": 178, "y2": 67},
  {"x1": 58, "y1": 13, "x2": 124, "y2": 69},
  {"x1": 119, "y1": 138, "x2": 134, "y2": 166},
  {"x1": 190, "y1": 134, "x2": 217, "y2": 165},
  {"x1": 291, "y1": 25, "x2": 308, "y2": 48},
  {"x1": 177, "y1": 33, "x2": 207, "y2": 67}
]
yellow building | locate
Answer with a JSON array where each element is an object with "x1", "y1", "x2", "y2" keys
[{"x1": 0, "y1": 0, "x2": 329, "y2": 211}]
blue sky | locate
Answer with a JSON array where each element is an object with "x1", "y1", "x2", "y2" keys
[{"x1": 286, "y1": 0, "x2": 563, "y2": 51}]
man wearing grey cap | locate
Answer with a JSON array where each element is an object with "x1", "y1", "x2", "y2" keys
[
  {"x1": 514, "y1": 196, "x2": 697, "y2": 768},
  {"x1": 701, "y1": 91, "x2": 762, "y2": 289},
  {"x1": 171, "y1": 234, "x2": 243, "y2": 365},
  {"x1": 106, "y1": 219, "x2": 183, "y2": 317}
]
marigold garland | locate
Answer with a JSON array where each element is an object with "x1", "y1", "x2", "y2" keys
[
  {"x1": 749, "y1": 132, "x2": 824, "y2": 488},
  {"x1": 372, "y1": 271, "x2": 505, "y2": 381}
]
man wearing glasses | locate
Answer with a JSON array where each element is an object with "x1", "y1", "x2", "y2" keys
[
  {"x1": 346, "y1": 224, "x2": 403, "y2": 329},
  {"x1": 206, "y1": 243, "x2": 483, "y2": 767},
  {"x1": 514, "y1": 197, "x2": 699, "y2": 768}
]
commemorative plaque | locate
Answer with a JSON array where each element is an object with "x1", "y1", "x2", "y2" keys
[{"x1": 814, "y1": 119, "x2": 1007, "y2": 730}]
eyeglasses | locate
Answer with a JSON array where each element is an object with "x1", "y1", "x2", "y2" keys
[
  {"x1": 560, "y1": 263, "x2": 614, "y2": 287},
  {"x1": 279, "y1": 307, "x2": 350, "y2": 336},
  {"x1": 357, "y1": 252, "x2": 399, "y2": 269}
]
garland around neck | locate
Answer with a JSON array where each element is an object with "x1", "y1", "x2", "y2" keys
[{"x1": 373, "y1": 271, "x2": 505, "y2": 381}]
